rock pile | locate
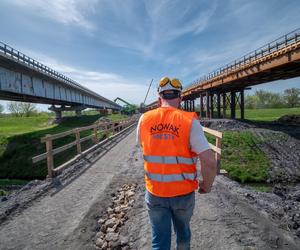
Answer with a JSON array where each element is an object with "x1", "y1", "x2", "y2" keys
[
  {"x1": 95, "y1": 183, "x2": 137, "y2": 249},
  {"x1": 199, "y1": 119, "x2": 253, "y2": 131},
  {"x1": 277, "y1": 114, "x2": 300, "y2": 125}
]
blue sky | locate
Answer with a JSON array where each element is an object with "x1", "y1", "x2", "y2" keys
[{"x1": 0, "y1": 0, "x2": 300, "y2": 111}]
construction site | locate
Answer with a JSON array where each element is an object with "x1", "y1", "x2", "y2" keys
[{"x1": 1, "y1": 2, "x2": 300, "y2": 249}]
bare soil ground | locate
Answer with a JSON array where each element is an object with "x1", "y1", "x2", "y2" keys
[{"x1": 1, "y1": 121, "x2": 300, "y2": 250}]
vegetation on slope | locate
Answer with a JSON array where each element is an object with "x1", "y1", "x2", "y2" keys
[
  {"x1": 0, "y1": 114, "x2": 128, "y2": 180},
  {"x1": 205, "y1": 131, "x2": 269, "y2": 183}
]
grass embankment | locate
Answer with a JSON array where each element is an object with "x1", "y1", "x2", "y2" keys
[
  {"x1": 237, "y1": 107, "x2": 300, "y2": 121},
  {"x1": 0, "y1": 114, "x2": 128, "y2": 181},
  {"x1": 205, "y1": 131, "x2": 269, "y2": 184}
]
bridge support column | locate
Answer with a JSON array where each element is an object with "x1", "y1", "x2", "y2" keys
[
  {"x1": 49, "y1": 105, "x2": 86, "y2": 123},
  {"x1": 54, "y1": 110, "x2": 62, "y2": 121},
  {"x1": 222, "y1": 93, "x2": 226, "y2": 118},
  {"x1": 75, "y1": 109, "x2": 82, "y2": 117},
  {"x1": 200, "y1": 94, "x2": 204, "y2": 117},
  {"x1": 240, "y1": 89, "x2": 245, "y2": 120},
  {"x1": 217, "y1": 93, "x2": 221, "y2": 118},
  {"x1": 192, "y1": 99, "x2": 195, "y2": 112},
  {"x1": 210, "y1": 93, "x2": 214, "y2": 118},
  {"x1": 206, "y1": 92, "x2": 210, "y2": 118},
  {"x1": 230, "y1": 91, "x2": 236, "y2": 119},
  {"x1": 184, "y1": 101, "x2": 187, "y2": 110}
]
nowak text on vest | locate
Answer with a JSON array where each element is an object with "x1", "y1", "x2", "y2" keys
[{"x1": 150, "y1": 123, "x2": 180, "y2": 137}]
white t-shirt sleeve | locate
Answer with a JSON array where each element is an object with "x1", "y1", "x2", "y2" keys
[
  {"x1": 136, "y1": 114, "x2": 144, "y2": 145},
  {"x1": 189, "y1": 118, "x2": 210, "y2": 154}
]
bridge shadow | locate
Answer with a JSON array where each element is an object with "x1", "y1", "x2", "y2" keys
[{"x1": 49, "y1": 126, "x2": 136, "y2": 196}]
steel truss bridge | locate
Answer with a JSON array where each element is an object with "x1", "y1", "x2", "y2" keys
[{"x1": 146, "y1": 28, "x2": 300, "y2": 119}]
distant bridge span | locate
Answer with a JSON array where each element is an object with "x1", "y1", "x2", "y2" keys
[
  {"x1": 146, "y1": 28, "x2": 300, "y2": 119},
  {"x1": 0, "y1": 42, "x2": 121, "y2": 118}
]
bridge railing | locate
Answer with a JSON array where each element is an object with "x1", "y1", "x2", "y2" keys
[
  {"x1": 32, "y1": 118, "x2": 136, "y2": 178},
  {"x1": 187, "y1": 28, "x2": 300, "y2": 89},
  {"x1": 0, "y1": 41, "x2": 117, "y2": 106}
]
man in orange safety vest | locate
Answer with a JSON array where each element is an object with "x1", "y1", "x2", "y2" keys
[{"x1": 136, "y1": 77, "x2": 217, "y2": 250}]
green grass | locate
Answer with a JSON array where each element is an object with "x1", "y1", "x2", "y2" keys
[
  {"x1": 0, "y1": 114, "x2": 54, "y2": 136},
  {"x1": 205, "y1": 131, "x2": 270, "y2": 183},
  {"x1": 0, "y1": 179, "x2": 29, "y2": 186},
  {"x1": 237, "y1": 107, "x2": 300, "y2": 121},
  {"x1": 0, "y1": 114, "x2": 128, "y2": 180}
]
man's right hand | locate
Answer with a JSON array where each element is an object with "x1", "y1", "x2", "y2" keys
[
  {"x1": 198, "y1": 182, "x2": 211, "y2": 194},
  {"x1": 198, "y1": 149, "x2": 217, "y2": 194}
]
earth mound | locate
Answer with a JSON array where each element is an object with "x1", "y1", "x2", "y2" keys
[{"x1": 277, "y1": 114, "x2": 300, "y2": 126}]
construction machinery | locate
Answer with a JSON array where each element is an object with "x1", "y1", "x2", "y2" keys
[{"x1": 114, "y1": 97, "x2": 137, "y2": 115}]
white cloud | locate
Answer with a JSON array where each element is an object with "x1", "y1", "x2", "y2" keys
[
  {"x1": 71, "y1": 0, "x2": 216, "y2": 56},
  {"x1": 5, "y1": 0, "x2": 97, "y2": 30}
]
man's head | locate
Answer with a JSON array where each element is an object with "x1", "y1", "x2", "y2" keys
[{"x1": 158, "y1": 76, "x2": 182, "y2": 108}]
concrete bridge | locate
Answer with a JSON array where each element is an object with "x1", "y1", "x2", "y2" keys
[
  {"x1": 145, "y1": 28, "x2": 300, "y2": 118},
  {"x1": 0, "y1": 42, "x2": 121, "y2": 119}
]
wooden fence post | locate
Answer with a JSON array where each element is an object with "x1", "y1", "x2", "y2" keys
[
  {"x1": 45, "y1": 135, "x2": 54, "y2": 178},
  {"x1": 215, "y1": 137, "x2": 221, "y2": 174},
  {"x1": 93, "y1": 126, "x2": 98, "y2": 143},
  {"x1": 75, "y1": 129, "x2": 81, "y2": 154}
]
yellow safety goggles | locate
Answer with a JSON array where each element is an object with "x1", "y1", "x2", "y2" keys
[{"x1": 159, "y1": 77, "x2": 183, "y2": 90}]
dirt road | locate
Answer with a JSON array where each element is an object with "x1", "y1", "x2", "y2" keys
[
  {"x1": 1, "y1": 127, "x2": 299, "y2": 250},
  {"x1": 0, "y1": 128, "x2": 137, "y2": 250}
]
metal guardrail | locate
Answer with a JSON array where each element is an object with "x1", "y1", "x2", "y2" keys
[
  {"x1": 0, "y1": 41, "x2": 119, "y2": 107},
  {"x1": 186, "y1": 28, "x2": 300, "y2": 89}
]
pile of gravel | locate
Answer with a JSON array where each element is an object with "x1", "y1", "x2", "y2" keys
[
  {"x1": 278, "y1": 115, "x2": 300, "y2": 126},
  {"x1": 94, "y1": 183, "x2": 137, "y2": 249},
  {"x1": 199, "y1": 118, "x2": 253, "y2": 131},
  {"x1": 218, "y1": 176, "x2": 300, "y2": 239}
]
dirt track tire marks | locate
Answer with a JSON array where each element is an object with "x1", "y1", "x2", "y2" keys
[{"x1": 0, "y1": 128, "x2": 138, "y2": 250}]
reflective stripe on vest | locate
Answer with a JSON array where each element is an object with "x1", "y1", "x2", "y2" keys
[
  {"x1": 143, "y1": 155, "x2": 197, "y2": 165},
  {"x1": 145, "y1": 171, "x2": 197, "y2": 182}
]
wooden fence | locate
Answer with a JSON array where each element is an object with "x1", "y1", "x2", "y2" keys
[
  {"x1": 202, "y1": 127, "x2": 224, "y2": 174},
  {"x1": 32, "y1": 118, "x2": 136, "y2": 178}
]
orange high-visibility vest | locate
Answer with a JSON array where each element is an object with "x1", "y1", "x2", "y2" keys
[{"x1": 140, "y1": 107, "x2": 198, "y2": 197}]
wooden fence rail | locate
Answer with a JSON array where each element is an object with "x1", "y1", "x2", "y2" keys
[
  {"x1": 202, "y1": 127, "x2": 224, "y2": 174},
  {"x1": 32, "y1": 118, "x2": 136, "y2": 178}
]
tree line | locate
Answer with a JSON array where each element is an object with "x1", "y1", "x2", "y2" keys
[
  {"x1": 0, "y1": 102, "x2": 37, "y2": 117},
  {"x1": 245, "y1": 88, "x2": 299, "y2": 109}
]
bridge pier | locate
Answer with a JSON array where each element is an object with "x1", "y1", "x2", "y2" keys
[
  {"x1": 217, "y1": 93, "x2": 221, "y2": 118},
  {"x1": 222, "y1": 93, "x2": 226, "y2": 118},
  {"x1": 49, "y1": 105, "x2": 86, "y2": 123},
  {"x1": 200, "y1": 94, "x2": 204, "y2": 117},
  {"x1": 230, "y1": 91, "x2": 236, "y2": 119},
  {"x1": 192, "y1": 99, "x2": 195, "y2": 112},
  {"x1": 240, "y1": 89, "x2": 245, "y2": 120},
  {"x1": 209, "y1": 93, "x2": 213, "y2": 118},
  {"x1": 206, "y1": 92, "x2": 210, "y2": 118}
]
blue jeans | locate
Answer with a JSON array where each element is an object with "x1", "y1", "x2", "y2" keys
[{"x1": 145, "y1": 190, "x2": 195, "y2": 250}]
